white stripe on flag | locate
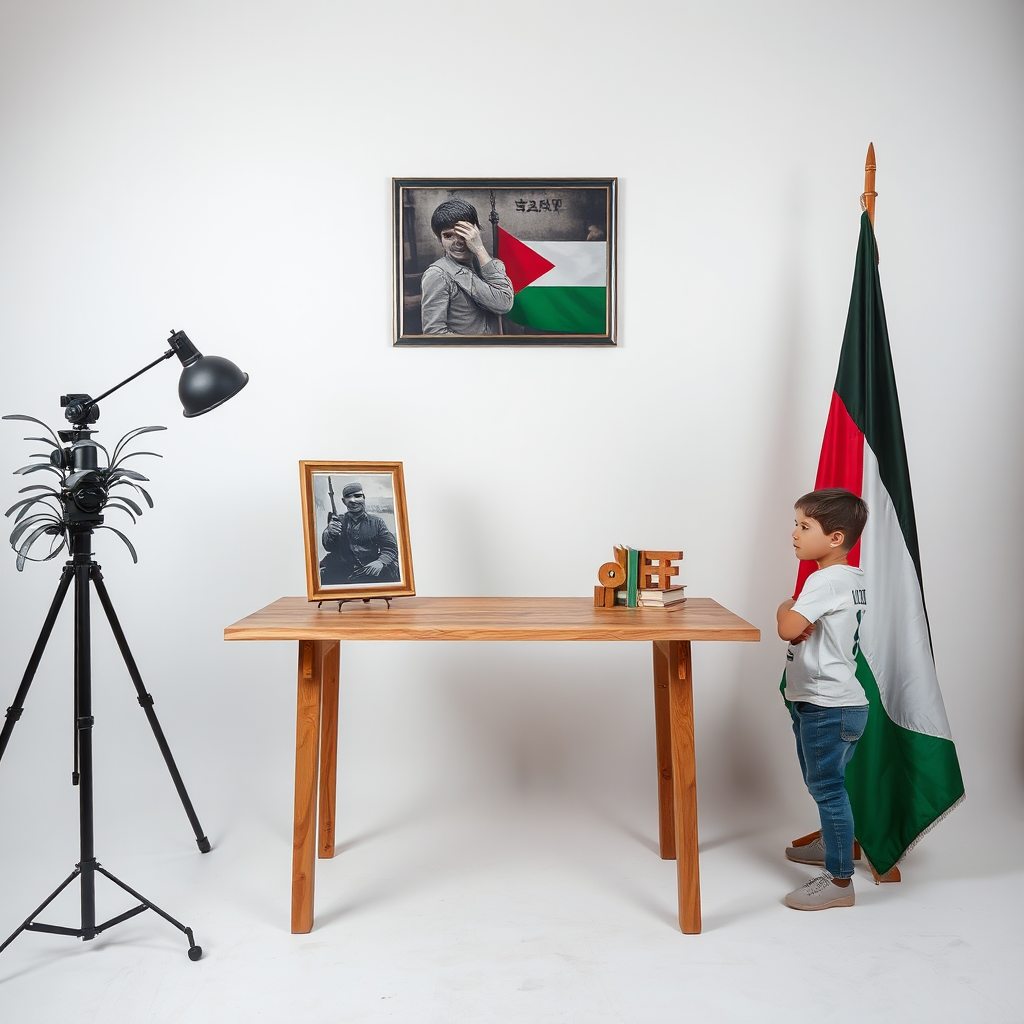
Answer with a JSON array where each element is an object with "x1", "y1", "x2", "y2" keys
[
  {"x1": 521, "y1": 241, "x2": 606, "y2": 288},
  {"x1": 860, "y1": 443, "x2": 953, "y2": 739}
]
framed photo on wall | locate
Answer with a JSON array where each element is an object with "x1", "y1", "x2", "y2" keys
[
  {"x1": 299, "y1": 461, "x2": 415, "y2": 603},
  {"x1": 393, "y1": 177, "x2": 617, "y2": 346}
]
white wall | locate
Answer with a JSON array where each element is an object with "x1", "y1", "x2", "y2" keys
[{"x1": 1, "y1": 0, "x2": 1021, "y2": 872}]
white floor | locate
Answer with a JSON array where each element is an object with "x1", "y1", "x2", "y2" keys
[{"x1": 1, "y1": 782, "x2": 1021, "y2": 1024}]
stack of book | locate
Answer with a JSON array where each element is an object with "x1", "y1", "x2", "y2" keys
[
  {"x1": 616, "y1": 586, "x2": 686, "y2": 607},
  {"x1": 639, "y1": 586, "x2": 687, "y2": 608}
]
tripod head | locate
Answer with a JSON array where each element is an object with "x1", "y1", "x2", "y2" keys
[{"x1": 60, "y1": 392, "x2": 100, "y2": 430}]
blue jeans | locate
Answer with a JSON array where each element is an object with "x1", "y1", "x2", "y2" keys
[{"x1": 789, "y1": 702, "x2": 869, "y2": 878}]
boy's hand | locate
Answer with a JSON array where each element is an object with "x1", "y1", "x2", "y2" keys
[
  {"x1": 790, "y1": 622, "x2": 816, "y2": 645},
  {"x1": 453, "y1": 221, "x2": 490, "y2": 264}
]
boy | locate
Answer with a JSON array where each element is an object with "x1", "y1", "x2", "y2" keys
[
  {"x1": 777, "y1": 487, "x2": 870, "y2": 910},
  {"x1": 420, "y1": 199, "x2": 514, "y2": 335}
]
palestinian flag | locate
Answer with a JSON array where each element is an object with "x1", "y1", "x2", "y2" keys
[
  {"x1": 790, "y1": 211, "x2": 964, "y2": 876},
  {"x1": 497, "y1": 226, "x2": 607, "y2": 334}
]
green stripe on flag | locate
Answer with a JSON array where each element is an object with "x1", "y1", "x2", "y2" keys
[
  {"x1": 507, "y1": 287, "x2": 606, "y2": 334},
  {"x1": 834, "y1": 212, "x2": 923, "y2": 585},
  {"x1": 846, "y1": 651, "x2": 965, "y2": 876}
]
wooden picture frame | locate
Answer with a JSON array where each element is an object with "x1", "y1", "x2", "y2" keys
[
  {"x1": 394, "y1": 177, "x2": 617, "y2": 346},
  {"x1": 299, "y1": 461, "x2": 415, "y2": 603}
]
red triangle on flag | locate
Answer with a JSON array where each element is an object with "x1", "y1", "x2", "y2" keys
[{"x1": 497, "y1": 227, "x2": 555, "y2": 293}]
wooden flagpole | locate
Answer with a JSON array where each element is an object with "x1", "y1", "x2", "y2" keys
[
  {"x1": 861, "y1": 140, "x2": 900, "y2": 883},
  {"x1": 862, "y1": 142, "x2": 877, "y2": 225}
]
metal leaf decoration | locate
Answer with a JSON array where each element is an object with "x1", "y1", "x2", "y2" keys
[
  {"x1": 95, "y1": 525, "x2": 138, "y2": 563},
  {"x1": 6, "y1": 495, "x2": 62, "y2": 523},
  {"x1": 6, "y1": 495, "x2": 46, "y2": 517},
  {"x1": 15, "y1": 498, "x2": 61, "y2": 524},
  {"x1": 106, "y1": 468, "x2": 149, "y2": 483},
  {"x1": 120, "y1": 481, "x2": 154, "y2": 507},
  {"x1": 104, "y1": 500, "x2": 138, "y2": 523},
  {"x1": 111, "y1": 451, "x2": 163, "y2": 464},
  {"x1": 110, "y1": 425, "x2": 166, "y2": 466},
  {"x1": 5, "y1": 413, "x2": 164, "y2": 569},
  {"x1": 2, "y1": 414, "x2": 62, "y2": 446},
  {"x1": 16, "y1": 521, "x2": 64, "y2": 571},
  {"x1": 10, "y1": 512, "x2": 62, "y2": 548},
  {"x1": 107, "y1": 494, "x2": 143, "y2": 516}
]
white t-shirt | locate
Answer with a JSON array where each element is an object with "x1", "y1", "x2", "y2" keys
[{"x1": 783, "y1": 564, "x2": 868, "y2": 707}]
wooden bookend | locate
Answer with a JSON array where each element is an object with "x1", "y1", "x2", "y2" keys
[
  {"x1": 603, "y1": 586, "x2": 618, "y2": 607},
  {"x1": 597, "y1": 561, "x2": 627, "y2": 589},
  {"x1": 593, "y1": 585, "x2": 605, "y2": 608},
  {"x1": 639, "y1": 550, "x2": 683, "y2": 591}
]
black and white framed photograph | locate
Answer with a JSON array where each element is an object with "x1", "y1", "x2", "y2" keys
[
  {"x1": 300, "y1": 461, "x2": 415, "y2": 602},
  {"x1": 394, "y1": 177, "x2": 617, "y2": 346}
]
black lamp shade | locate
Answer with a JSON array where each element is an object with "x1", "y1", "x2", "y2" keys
[{"x1": 178, "y1": 355, "x2": 249, "y2": 417}]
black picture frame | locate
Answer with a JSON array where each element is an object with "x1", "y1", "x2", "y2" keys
[{"x1": 393, "y1": 177, "x2": 617, "y2": 346}]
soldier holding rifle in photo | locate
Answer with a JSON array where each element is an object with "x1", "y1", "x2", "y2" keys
[{"x1": 320, "y1": 480, "x2": 401, "y2": 585}]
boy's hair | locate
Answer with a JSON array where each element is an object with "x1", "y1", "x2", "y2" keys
[
  {"x1": 795, "y1": 488, "x2": 869, "y2": 550},
  {"x1": 430, "y1": 199, "x2": 480, "y2": 239}
]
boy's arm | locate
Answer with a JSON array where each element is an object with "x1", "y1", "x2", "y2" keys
[
  {"x1": 466, "y1": 260, "x2": 515, "y2": 314},
  {"x1": 777, "y1": 598, "x2": 814, "y2": 643},
  {"x1": 452, "y1": 220, "x2": 514, "y2": 313},
  {"x1": 420, "y1": 267, "x2": 454, "y2": 334}
]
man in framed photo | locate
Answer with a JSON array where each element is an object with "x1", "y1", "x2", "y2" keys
[
  {"x1": 320, "y1": 482, "x2": 401, "y2": 585},
  {"x1": 420, "y1": 199, "x2": 514, "y2": 335}
]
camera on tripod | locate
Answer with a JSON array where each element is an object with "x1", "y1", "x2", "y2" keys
[{"x1": 55, "y1": 396, "x2": 108, "y2": 524}]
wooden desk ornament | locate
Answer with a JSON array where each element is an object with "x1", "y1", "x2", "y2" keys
[{"x1": 594, "y1": 548, "x2": 685, "y2": 609}]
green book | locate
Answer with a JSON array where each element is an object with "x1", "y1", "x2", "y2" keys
[{"x1": 626, "y1": 547, "x2": 639, "y2": 608}]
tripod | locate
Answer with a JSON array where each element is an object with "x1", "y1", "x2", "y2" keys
[{"x1": 0, "y1": 524, "x2": 206, "y2": 960}]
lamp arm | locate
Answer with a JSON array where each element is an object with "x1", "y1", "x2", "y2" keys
[{"x1": 65, "y1": 350, "x2": 176, "y2": 425}]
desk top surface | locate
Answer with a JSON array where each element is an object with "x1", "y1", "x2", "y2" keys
[{"x1": 224, "y1": 596, "x2": 760, "y2": 643}]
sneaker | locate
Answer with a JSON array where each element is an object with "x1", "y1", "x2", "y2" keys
[
  {"x1": 785, "y1": 834, "x2": 825, "y2": 865},
  {"x1": 784, "y1": 871, "x2": 855, "y2": 911}
]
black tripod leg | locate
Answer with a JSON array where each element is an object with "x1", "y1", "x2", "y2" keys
[
  {"x1": 0, "y1": 565, "x2": 74, "y2": 763},
  {"x1": 95, "y1": 866, "x2": 202, "y2": 960},
  {"x1": 0, "y1": 866, "x2": 82, "y2": 954},
  {"x1": 90, "y1": 569, "x2": 211, "y2": 854}
]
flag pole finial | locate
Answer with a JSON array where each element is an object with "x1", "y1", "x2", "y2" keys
[{"x1": 861, "y1": 142, "x2": 877, "y2": 225}]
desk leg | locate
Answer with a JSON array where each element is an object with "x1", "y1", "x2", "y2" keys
[
  {"x1": 318, "y1": 642, "x2": 340, "y2": 859},
  {"x1": 652, "y1": 642, "x2": 675, "y2": 859},
  {"x1": 668, "y1": 640, "x2": 701, "y2": 934},
  {"x1": 292, "y1": 640, "x2": 324, "y2": 933}
]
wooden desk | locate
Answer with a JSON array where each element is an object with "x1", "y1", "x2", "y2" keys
[{"x1": 224, "y1": 596, "x2": 759, "y2": 934}]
